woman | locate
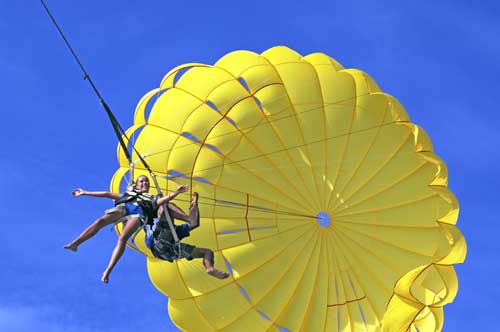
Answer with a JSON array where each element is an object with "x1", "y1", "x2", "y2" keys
[
  {"x1": 67, "y1": 175, "x2": 228, "y2": 283},
  {"x1": 64, "y1": 175, "x2": 153, "y2": 252}
]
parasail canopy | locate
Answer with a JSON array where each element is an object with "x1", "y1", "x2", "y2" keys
[{"x1": 111, "y1": 46, "x2": 466, "y2": 332}]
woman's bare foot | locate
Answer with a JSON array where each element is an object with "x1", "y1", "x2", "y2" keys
[
  {"x1": 206, "y1": 267, "x2": 230, "y2": 279},
  {"x1": 101, "y1": 272, "x2": 110, "y2": 284},
  {"x1": 63, "y1": 243, "x2": 78, "y2": 252}
]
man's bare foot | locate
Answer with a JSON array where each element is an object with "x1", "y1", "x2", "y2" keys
[
  {"x1": 206, "y1": 267, "x2": 230, "y2": 279},
  {"x1": 101, "y1": 272, "x2": 109, "y2": 284},
  {"x1": 190, "y1": 192, "x2": 199, "y2": 208},
  {"x1": 64, "y1": 243, "x2": 77, "y2": 252}
]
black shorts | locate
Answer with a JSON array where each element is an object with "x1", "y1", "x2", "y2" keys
[{"x1": 150, "y1": 225, "x2": 195, "y2": 262}]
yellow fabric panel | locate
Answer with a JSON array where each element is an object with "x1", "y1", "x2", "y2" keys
[
  {"x1": 261, "y1": 46, "x2": 303, "y2": 63},
  {"x1": 187, "y1": 217, "x2": 218, "y2": 250},
  {"x1": 160, "y1": 63, "x2": 209, "y2": 89},
  {"x1": 437, "y1": 223, "x2": 466, "y2": 264},
  {"x1": 433, "y1": 186, "x2": 459, "y2": 225},
  {"x1": 411, "y1": 267, "x2": 447, "y2": 305},
  {"x1": 176, "y1": 255, "x2": 231, "y2": 297},
  {"x1": 298, "y1": 238, "x2": 328, "y2": 331},
  {"x1": 175, "y1": 66, "x2": 235, "y2": 102},
  {"x1": 116, "y1": 124, "x2": 143, "y2": 166},
  {"x1": 223, "y1": 224, "x2": 315, "y2": 279},
  {"x1": 112, "y1": 46, "x2": 465, "y2": 331},
  {"x1": 207, "y1": 80, "x2": 249, "y2": 114},
  {"x1": 194, "y1": 284, "x2": 253, "y2": 330},
  {"x1": 254, "y1": 84, "x2": 292, "y2": 117},
  {"x1": 168, "y1": 297, "x2": 215, "y2": 332},
  {"x1": 133, "y1": 88, "x2": 160, "y2": 125},
  {"x1": 239, "y1": 64, "x2": 283, "y2": 94},
  {"x1": 110, "y1": 167, "x2": 128, "y2": 193},
  {"x1": 147, "y1": 258, "x2": 191, "y2": 299},
  {"x1": 251, "y1": 229, "x2": 319, "y2": 319},
  {"x1": 343, "y1": 69, "x2": 382, "y2": 94},
  {"x1": 148, "y1": 88, "x2": 205, "y2": 133},
  {"x1": 216, "y1": 309, "x2": 273, "y2": 332},
  {"x1": 411, "y1": 306, "x2": 444, "y2": 332},
  {"x1": 382, "y1": 295, "x2": 422, "y2": 332},
  {"x1": 273, "y1": 236, "x2": 322, "y2": 330},
  {"x1": 303, "y1": 52, "x2": 344, "y2": 71}
]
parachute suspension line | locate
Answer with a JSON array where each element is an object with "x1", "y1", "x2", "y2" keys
[
  {"x1": 40, "y1": 0, "x2": 132, "y2": 164},
  {"x1": 155, "y1": 180, "x2": 317, "y2": 220},
  {"x1": 41, "y1": 0, "x2": 181, "y2": 248},
  {"x1": 41, "y1": 0, "x2": 152, "y2": 179},
  {"x1": 186, "y1": 120, "x2": 400, "y2": 176},
  {"x1": 140, "y1": 92, "x2": 373, "y2": 162}
]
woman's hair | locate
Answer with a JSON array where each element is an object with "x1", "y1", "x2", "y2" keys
[{"x1": 136, "y1": 175, "x2": 149, "y2": 182}]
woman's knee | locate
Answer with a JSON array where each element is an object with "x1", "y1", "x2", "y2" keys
[{"x1": 116, "y1": 236, "x2": 128, "y2": 246}]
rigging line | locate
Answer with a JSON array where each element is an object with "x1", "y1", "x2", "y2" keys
[
  {"x1": 40, "y1": 0, "x2": 101, "y2": 99},
  {"x1": 170, "y1": 120, "x2": 401, "y2": 177},
  {"x1": 40, "y1": 0, "x2": 155, "y2": 176},
  {"x1": 40, "y1": 1, "x2": 131, "y2": 159},
  {"x1": 135, "y1": 92, "x2": 371, "y2": 161},
  {"x1": 156, "y1": 193, "x2": 317, "y2": 220}
]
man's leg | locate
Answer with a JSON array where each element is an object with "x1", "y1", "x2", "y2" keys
[
  {"x1": 167, "y1": 192, "x2": 200, "y2": 230},
  {"x1": 191, "y1": 247, "x2": 229, "y2": 279}
]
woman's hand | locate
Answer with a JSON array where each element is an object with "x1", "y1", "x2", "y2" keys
[
  {"x1": 72, "y1": 188, "x2": 86, "y2": 197},
  {"x1": 175, "y1": 185, "x2": 189, "y2": 194}
]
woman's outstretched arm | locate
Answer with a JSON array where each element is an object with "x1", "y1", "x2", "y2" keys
[{"x1": 72, "y1": 188, "x2": 121, "y2": 200}]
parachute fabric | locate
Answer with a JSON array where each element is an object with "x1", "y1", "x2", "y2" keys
[{"x1": 110, "y1": 46, "x2": 465, "y2": 332}]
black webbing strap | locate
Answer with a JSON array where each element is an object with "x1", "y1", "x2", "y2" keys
[{"x1": 42, "y1": 0, "x2": 182, "y2": 249}]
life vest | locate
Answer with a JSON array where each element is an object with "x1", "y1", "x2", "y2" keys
[{"x1": 114, "y1": 189, "x2": 157, "y2": 225}]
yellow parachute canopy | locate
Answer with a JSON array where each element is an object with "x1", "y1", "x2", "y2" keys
[{"x1": 111, "y1": 46, "x2": 466, "y2": 332}]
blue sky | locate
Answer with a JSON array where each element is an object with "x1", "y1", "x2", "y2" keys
[{"x1": 1, "y1": 0, "x2": 499, "y2": 331}]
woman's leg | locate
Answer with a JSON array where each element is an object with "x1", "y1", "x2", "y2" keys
[
  {"x1": 64, "y1": 210, "x2": 126, "y2": 252},
  {"x1": 101, "y1": 217, "x2": 141, "y2": 283},
  {"x1": 191, "y1": 247, "x2": 229, "y2": 279}
]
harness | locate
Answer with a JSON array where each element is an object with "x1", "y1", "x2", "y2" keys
[
  {"x1": 116, "y1": 189, "x2": 183, "y2": 260},
  {"x1": 114, "y1": 189, "x2": 156, "y2": 226}
]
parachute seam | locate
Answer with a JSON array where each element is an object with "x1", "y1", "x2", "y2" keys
[
  {"x1": 271, "y1": 60, "x2": 324, "y2": 211},
  {"x1": 136, "y1": 121, "x2": 312, "y2": 218},
  {"x1": 240, "y1": 57, "x2": 323, "y2": 207},
  {"x1": 334, "y1": 160, "x2": 429, "y2": 215},
  {"x1": 324, "y1": 227, "x2": 356, "y2": 329},
  {"x1": 333, "y1": 220, "x2": 441, "y2": 259},
  {"x1": 297, "y1": 236, "x2": 328, "y2": 332},
  {"x1": 238, "y1": 224, "x2": 316, "y2": 277},
  {"x1": 331, "y1": 130, "x2": 413, "y2": 213},
  {"x1": 328, "y1": 95, "x2": 389, "y2": 212},
  {"x1": 163, "y1": 85, "x2": 314, "y2": 216},
  {"x1": 225, "y1": 229, "x2": 317, "y2": 330},
  {"x1": 168, "y1": 223, "x2": 314, "y2": 300},
  {"x1": 205, "y1": 226, "x2": 318, "y2": 330},
  {"x1": 302, "y1": 55, "x2": 329, "y2": 210},
  {"x1": 212, "y1": 62, "x2": 320, "y2": 210},
  {"x1": 270, "y1": 232, "x2": 323, "y2": 332},
  {"x1": 324, "y1": 73, "x2": 359, "y2": 211},
  {"x1": 335, "y1": 192, "x2": 438, "y2": 219},
  {"x1": 325, "y1": 228, "x2": 386, "y2": 323},
  {"x1": 409, "y1": 264, "x2": 450, "y2": 307},
  {"x1": 139, "y1": 95, "x2": 369, "y2": 163}
]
